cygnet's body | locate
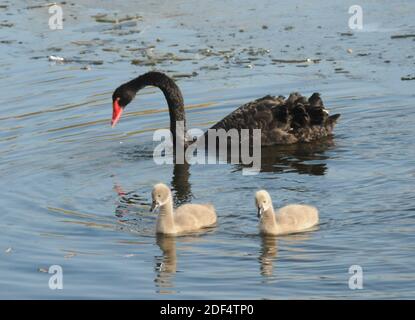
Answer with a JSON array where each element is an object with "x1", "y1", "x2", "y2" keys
[
  {"x1": 151, "y1": 183, "x2": 217, "y2": 235},
  {"x1": 255, "y1": 190, "x2": 319, "y2": 235}
]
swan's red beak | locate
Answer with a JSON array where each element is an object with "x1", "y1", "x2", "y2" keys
[{"x1": 111, "y1": 99, "x2": 123, "y2": 128}]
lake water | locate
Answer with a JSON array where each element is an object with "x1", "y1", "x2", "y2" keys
[{"x1": 1, "y1": 0, "x2": 415, "y2": 299}]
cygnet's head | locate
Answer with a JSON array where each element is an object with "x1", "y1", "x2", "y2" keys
[
  {"x1": 151, "y1": 183, "x2": 172, "y2": 212},
  {"x1": 255, "y1": 190, "x2": 273, "y2": 218}
]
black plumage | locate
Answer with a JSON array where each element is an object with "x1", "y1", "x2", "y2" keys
[{"x1": 209, "y1": 92, "x2": 340, "y2": 145}]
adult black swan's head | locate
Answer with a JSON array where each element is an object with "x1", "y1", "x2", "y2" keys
[
  {"x1": 111, "y1": 85, "x2": 136, "y2": 127},
  {"x1": 111, "y1": 71, "x2": 185, "y2": 130}
]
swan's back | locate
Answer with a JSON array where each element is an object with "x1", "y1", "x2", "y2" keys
[
  {"x1": 174, "y1": 203, "x2": 217, "y2": 232},
  {"x1": 209, "y1": 93, "x2": 340, "y2": 145},
  {"x1": 277, "y1": 204, "x2": 319, "y2": 232}
]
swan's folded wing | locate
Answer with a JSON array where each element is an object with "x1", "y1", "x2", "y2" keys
[
  {"x1": 175, "y1": 204, "x2": 217, "y2": 229},
  {"x1": 278, "y1": 204, "x2": 319, "y2": 229},
  {"x1": 209, "y1": 95, "x2": 284, "y2": 132},
  {"x1": 209, "y1": 93, "x2": 337, "y2": 132}
]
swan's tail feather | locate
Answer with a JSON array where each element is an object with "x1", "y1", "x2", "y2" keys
[
  {"x1": 328, "y1": 114, "x2": 341, "y2": 125},
  {"x1": 325, "y1": 114, "x2": 341, "y2": 133},
  {"x1": 308, "y1": 92, "x2": 323, "y2": 108}
]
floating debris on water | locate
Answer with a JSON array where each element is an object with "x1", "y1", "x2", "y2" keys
[
  {"x1": 128, "y1": 50, "x2": 194, "y2": 66},
  {"x1": 107, "y1": 29, "x2": 142, "y2": 36},
  {"x1": 0, "y1": 40, "x2": 15, "y2": 44},
  {"x1": 340, "y1": 32, "x2": 354, "y2": 36},
  {"x1": 272, "y1": 58, "x2": 320, "y2": 64},
  {"x1": 347, "y1": 48, "x2": 353, "y2": 54},
  {"x1": 0, "y1": 21, "x2": 14, "y2": 28},
  {"x1": 47, "y1": 46, "x2": 62, "y2": 52},
  {"x1": 48, "y1": 55, "x2": 65, "y2": 62},
  {"x1": 102, "y1": 47, "x2": 120, "y2": 52},
  {"x1": 401, "y1": 75, "x2": 415, "y2": 81},
  {"x1": 199, "y1": 65, "x2": 220, "y2": 71},
  {"x1": 391, "y1": 34, "x2": 415, "y2": 39},
  {"x1": 64, "y1": 252, "x2": 77, "y2": 259},
  {"x1": 243, "y1": 47, "x2": 270, "y2": 56},
  {"x1": 335, "y1": 68, "x2": 350, "y2": 74},
  {"x1": 91, "y1": 13, "x2": 107, "y2": 20},
  {"x1": 93, "y1": 14, "x2": 142, "y2": 24},
  {"x1": 26, "y1": 2, "x2": 57, "y2": 10},
  {"x1": 5, "y1": 247, "x2": 12, "y2": 254},
  {"x1": 71, "y1": 39, "x2": 110, "y2": 47},
  {"x1": 172, "y1": 72, "x2": 198, "y2": 78},
  {"x1": 48, "y1": 55, "x2": 103, "y2": 65},
  {"x1": 131, "y1": 59, "x2": 142, "y2": 65},
  {"x1": 38, "y1": 267, "x2": 48, "y2": 273}
]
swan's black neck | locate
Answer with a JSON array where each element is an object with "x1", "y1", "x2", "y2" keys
[{"x1": 125, "y1": 72, "x2": 186, "y2": 143}]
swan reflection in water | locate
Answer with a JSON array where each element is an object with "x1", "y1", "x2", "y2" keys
[
  {"x1": 114, "y1": 137, "x2": 334, "y2": 208},
  {"x1": 154, "y1": 233, "x2": 212, "y2": 293},
  {"x1": 153, "y1": 231, "x2": 316, "y2": 290},
  {"x1": 154, "y1": 235, "x2": 177, "y2": 293},
  {"x1": 233, "y1": 138, "x2": 334, "y2": 175},
  {"x1": 258, "y1": 232, "x2": 315, "y2": 278},
  {"x1": 171, "y1": 162, "x2": 192, "y2": 205}
]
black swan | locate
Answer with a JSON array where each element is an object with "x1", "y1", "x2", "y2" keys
[{"x1": 111, "y1": 71, "x2": 340, "y2": 146}]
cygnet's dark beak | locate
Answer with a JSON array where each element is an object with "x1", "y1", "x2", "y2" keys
[
  {"x1": 257, "y1": 207, "x2": 264, "y2": 219},
  {"x1": 151, "y1": 201, "x2": 160, "y2": 213}
]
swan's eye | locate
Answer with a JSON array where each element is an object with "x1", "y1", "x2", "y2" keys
[
  {"x1": 158, "y1": 195, "x2": 161, "y2": 198},
  {"x1": 263, "y1": 200, "x2": 266, "y2": 203}
]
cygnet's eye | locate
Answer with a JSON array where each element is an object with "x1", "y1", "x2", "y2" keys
[{"x1": 263, "y1": 200, "x2": 266, "y2": 203}]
